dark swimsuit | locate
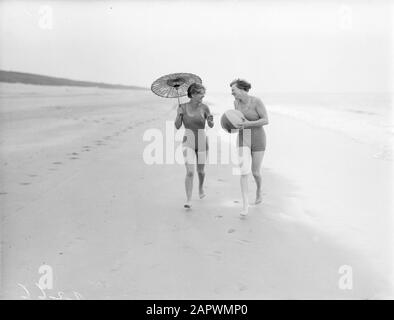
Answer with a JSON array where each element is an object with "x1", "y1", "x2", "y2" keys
[
  {"x1": 181, "y1": 103, "x2": 210, "y2": 152},
  {"x1": 235, "y1": 97, "x2": 266, "y2": 152}
]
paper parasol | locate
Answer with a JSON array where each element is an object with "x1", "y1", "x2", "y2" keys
[{"x1": 151, "y1": 72, "x2": 202, "y2": 106}]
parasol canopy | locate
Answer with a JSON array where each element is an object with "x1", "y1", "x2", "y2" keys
[{"x1": 151, "y1": 72, "x2": 202, "y2": 99}]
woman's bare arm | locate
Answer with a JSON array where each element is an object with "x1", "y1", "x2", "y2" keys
[
  {"x1": 204, "y1": 104, "x2": 214, "y2": 128},
  {"x1": 243, "y1": 98, "x2": 269, "y2": 128},
  {"x1": 174, "y1": 105, "x2": 183, "y2": 129}
]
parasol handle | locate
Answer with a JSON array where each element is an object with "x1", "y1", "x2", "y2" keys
[{"x1": 176, "y1": 88, "x2": 181, "y2": 108}]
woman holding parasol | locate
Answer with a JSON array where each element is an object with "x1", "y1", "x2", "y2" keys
[{"x1": 151, "y1": 73, "x2": 214, "y2": 209}]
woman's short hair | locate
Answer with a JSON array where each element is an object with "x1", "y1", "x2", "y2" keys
[
  {"x1": 230, "y1": 79, "x2": 251, "y2": 92},
  {"x1": 187, "y1": 83, "x2": 205, "y2": 98}
]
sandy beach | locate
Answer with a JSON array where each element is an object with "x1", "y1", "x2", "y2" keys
[{"x1": 0, "y1": 83, "x2": 393, "y2": 299}]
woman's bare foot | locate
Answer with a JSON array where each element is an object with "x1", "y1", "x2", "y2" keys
[
  {"x1": 240, "y1": 206, "x2": 249, "y2": 217},
  {"x1": 184, "y1": 201, "x2": 192, "y2": 209},
  {"x1": 255, "y1": 190, "x2": 262, "y2": 205},
  {"x1": 199, "y1": 188, "x2": 206, "y2": 199}
]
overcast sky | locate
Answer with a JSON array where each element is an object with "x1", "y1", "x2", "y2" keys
[{"x1": 0, "y1": 0, "x2": 392, "y2": 93}]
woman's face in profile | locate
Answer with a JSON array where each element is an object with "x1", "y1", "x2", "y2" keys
[
  {"x1": 231, "y1": 84, "x2": 243, "y2": 99},
  {"x1": 192, "y1": 90, "x2": 205, "y2": 102}
]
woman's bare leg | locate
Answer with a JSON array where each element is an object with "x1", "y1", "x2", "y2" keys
[
  {"x1": 197, "y1": 163, "x2": 206, "y2": 199},
  {"x1": 252, "y1": 151, "x2": 265, "y2": 204},
  {"x1": 183, "y1": 147, "x2": 196, "y2": 208},
  {"x1": 196, "y1": 150, "x2": 207, "y2": 199},
  {"x1": 184, "y1": 163, "x2": 194, "y2": 208},
  {"x1": 240, "y1": 174, "x2": 249, "y2": 215},
  {"x1": 238, "y1": 146, "x2": 251, "y2": 216}
]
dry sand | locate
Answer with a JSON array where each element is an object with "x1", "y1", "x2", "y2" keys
[{"x1": 0, "y1": 83, "x2": 392, "y2": 299}]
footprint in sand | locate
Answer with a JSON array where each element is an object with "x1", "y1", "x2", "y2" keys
[
  {"x1": 20, "y1": 182, "x2": 31, "y2": 186},
  {"x1": 237, "y1": 283, "x2": 248, "y2": 292},
  {"x1": 207, "y1": 250, "x2": 222, "y2": 260},
  {"x1": 53, "y1": 161, "x2": 62, "y2": 165},
  {"x1": 233, "y1": 200, "x2": 239, "y2": 203},
  {"x1": 69, "y1": 157, "x2": 79, "y2": 160},
  {"x1": 227, "y1": 228, "x2": 236, "y2": 234},
  {"x1": 214, "y1": 215, "x2": 223, "y2": 219},
  {"x1": 236, "y1": 239, "x2": 251, "y2": 245}
]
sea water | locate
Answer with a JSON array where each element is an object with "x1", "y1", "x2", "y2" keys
[{"x1": 205, "y1": 91, "x2": 393, "y2": 162}]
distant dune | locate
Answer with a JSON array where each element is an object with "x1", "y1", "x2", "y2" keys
[{"x1": 0, "y1": 70, "x2": 148, "y2": 90}]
